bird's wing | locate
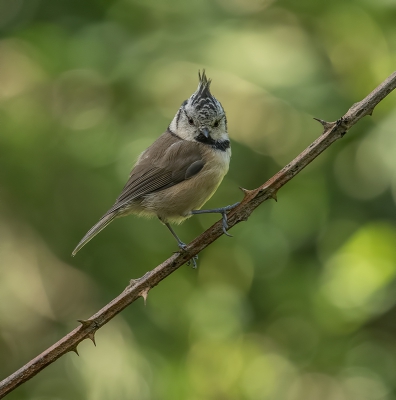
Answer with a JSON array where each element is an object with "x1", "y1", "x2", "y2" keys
[{"x1": 107, "y1": 132, "x2": 204, "y2": 214}]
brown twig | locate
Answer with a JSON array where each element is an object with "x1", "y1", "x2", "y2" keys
[{"x1": 1, "y1": 71, "x2": 396, "y2": 398}]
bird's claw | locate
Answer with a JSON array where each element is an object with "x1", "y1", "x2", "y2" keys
[
  {"x1": 177, "y1": 242, "x2": 199, "y2": 268},
  {"x1": 177, "y1": 241, "x2": 188, "y2": 251},
  {"x1": 221, "y1": 202, "x2": 240, "y2": 237},
  {"x1": 187, "y1": 255, "x2": 199, "y2": 269},
  {"x1": 221, "y1": 211, "x2": 232, "y2": 237}
]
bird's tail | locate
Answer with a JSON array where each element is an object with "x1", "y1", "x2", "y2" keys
[{"x1": 72, "y1": 212, "x2": 117, "y2": 256}]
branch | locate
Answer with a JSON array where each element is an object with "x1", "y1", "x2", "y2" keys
[{"x1": 1, "y1": 71, "x2": 396, "y2": 398}]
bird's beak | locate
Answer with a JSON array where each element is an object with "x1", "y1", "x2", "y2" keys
[{"x1": 200, "y1": 127, "x2": 210, "y2": 138}]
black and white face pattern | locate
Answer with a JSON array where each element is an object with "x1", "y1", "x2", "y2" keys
[{"x1": 169, "y1": 71, "x2": 229, "y2": 149}]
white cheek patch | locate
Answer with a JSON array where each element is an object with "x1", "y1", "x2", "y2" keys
[{"x1": 169, "y1": 117, "x2": 177, "y2": 133}]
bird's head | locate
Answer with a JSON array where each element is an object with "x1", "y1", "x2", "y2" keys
[{"x1": 169, "y1": 70, "x2": 228, "y2": 144}]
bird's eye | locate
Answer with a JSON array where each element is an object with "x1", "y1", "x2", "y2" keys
[
  {"x1": 188, "y1": 117, "x2": 194, "y2": 126},
  {"x1": 213, "y1": 120, "x2": 220, "y2": 128}
]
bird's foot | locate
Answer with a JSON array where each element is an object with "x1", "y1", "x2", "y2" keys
[
  {"x1": 205, "y1": 202, "x2": 239, "y2": 237},
  {"x1": 191, "y1": 202, "x2": 239, "y2": 236},
  {"x1": 220, "y1": 202, "x2": 239, "y2": 236},
  {"x1": 220, "y1": 209, "x2": 231, "y2": 236},
  {"x1": 177, "y1": 242, "x2": 199, "y2": 269},
  {"x1": 177, "y1": 241, "x2": 187, "y2": 251},
  {"x1": 187, "y1": 255, "x2": 199, "y2": 269}
]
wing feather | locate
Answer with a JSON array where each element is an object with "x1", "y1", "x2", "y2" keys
[{"x1": 106, "y1": 131, "x2": 204, "y2": 215}]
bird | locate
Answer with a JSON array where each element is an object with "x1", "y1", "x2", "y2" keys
[{"x1": 72, "y1": 70, "x2": 238, "y2": 266}]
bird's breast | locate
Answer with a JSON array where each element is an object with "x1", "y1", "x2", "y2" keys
[
  {"x1": 142, "y1": 147, "x2": 230, "y2": 223},
  {"x1": 190, "y1": 146, "x2": 231, "y2": 204}
]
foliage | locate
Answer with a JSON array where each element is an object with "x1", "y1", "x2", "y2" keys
[{"x1": 1, "y1": 0, "x2": 396, "y2": 399}]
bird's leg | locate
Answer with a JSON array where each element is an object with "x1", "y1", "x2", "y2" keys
[
  {"x1": 165, "y1": 222, "x2": 187, "y2": 249},
  {"x1": 190, "y1": 202, "x2": 240, "y2": 236},
  {"x1": 164, "y1": 222, "x2": 198, "y2": 268}
]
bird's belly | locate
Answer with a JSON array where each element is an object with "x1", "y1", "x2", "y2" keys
[{"x1": 141, "y1": 150, "x2": 230, "y2": 224}]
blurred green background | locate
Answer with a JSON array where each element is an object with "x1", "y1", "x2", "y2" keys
[{"x1": 1, "y1": 0, "x2": 396, "y2": 399}]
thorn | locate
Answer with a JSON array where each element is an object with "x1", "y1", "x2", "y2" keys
[
  {"x1": 313, "y1": 118, "x2": 334, "y2": 131},
  {"x1": 239, "y1": 187, "x2": 255, "y2": 199},
  {"x1": 129, "y1": 278, "x2": 138, "y2": 286},
  {"x1": 140, "y1": 287, "x2": 150, "y2": 306},
  {"x1": 368, "y1": 109, "x2": 374, "y2": 116},
  {"x1": 270, "y1": 191, "x2": 278, "y2": 202},
  {"x1": 77, "y1": 319, "x2": 92, "y2": 329},
  {"x1": 71, "y1": 346, "x2": 79, "y2": 356},
  {"x1": 313, "y1": 117, "x2": 329, "y2": 126},
  {"x1": 88, "y1": 332, "x2": 96, "y2": 346},
  {"x1": 128, "y1": 277, "x2": 143, "y2": 290},
  {"x1": 129, "y1": 271, "x2": 152, "y2": 288}
]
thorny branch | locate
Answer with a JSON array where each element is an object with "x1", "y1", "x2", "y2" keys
[{"x1": 1, "y1": 71, "x2": 396, "y2": 398}]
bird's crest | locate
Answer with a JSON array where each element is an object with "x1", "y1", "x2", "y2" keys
[
  {"x1": 196, "y1": 69, "x2": 212, "y2": 98},
  {"x1": 191, "y1": 69, "x2": 218, "y2": 114}
]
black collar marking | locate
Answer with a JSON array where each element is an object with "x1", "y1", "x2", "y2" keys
[
  {"x1": 195, "y1": 133, "x2": 230, "y2": 151},
  {"x1": 167, "y1": 129, "x2": 230, "y2": 152}
]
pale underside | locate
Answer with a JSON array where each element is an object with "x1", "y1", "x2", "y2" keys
[{"x1": 113, "y1": 130, "x2": 231, "y2": 224}]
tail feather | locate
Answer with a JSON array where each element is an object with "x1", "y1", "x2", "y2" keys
[{"x1": 72, "y1": 212, "x2": 117, "y2": 256}]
